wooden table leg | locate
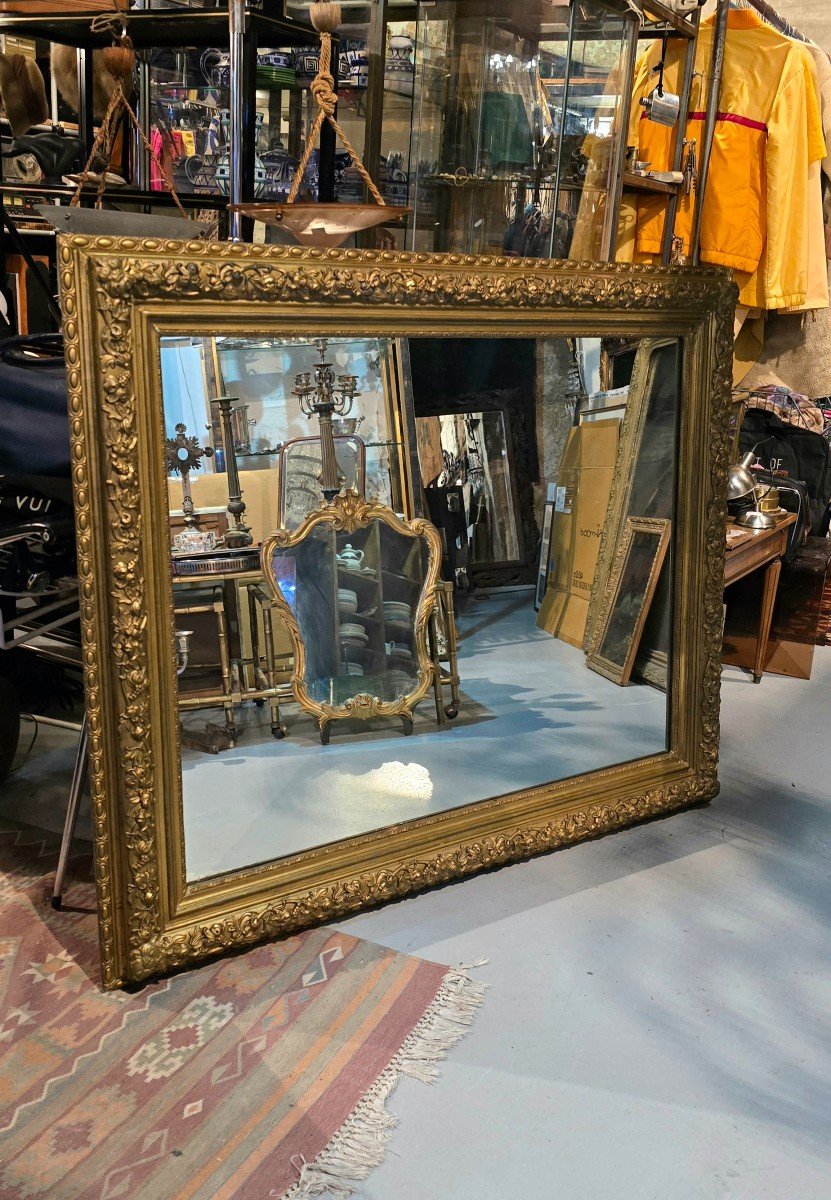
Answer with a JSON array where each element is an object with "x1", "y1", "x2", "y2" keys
[{"x1": 755, "y1": 557, "x2": 782, "y2": 683}]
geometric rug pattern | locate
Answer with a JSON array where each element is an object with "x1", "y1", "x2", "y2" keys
[{"x1": 0, "y1": 820, "x2": 479, "y2": 1199}]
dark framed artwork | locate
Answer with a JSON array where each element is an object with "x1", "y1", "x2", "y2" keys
[
  {"x1": 587, "y1": 517, "x2": 672, "y2": 686},
  {"x1": 535, "y1": 497, "x2": 556, "y2": 611}
]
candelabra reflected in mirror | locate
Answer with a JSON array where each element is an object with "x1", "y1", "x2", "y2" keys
[
  {"x1": 293, "y1": 338, "x2": 361, "y2": 501},
  {"x1": 175, "y1": 629, "x2": 193, "y2": 676},
  {"x1": 209, "y1": 396, "x2": 253, "y2": 548}
]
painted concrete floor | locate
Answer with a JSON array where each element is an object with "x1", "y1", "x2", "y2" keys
[
  {"x1": 2, "y1": 640, "x2": 829, "y2": 1197},
  {"x1": 335, "y1": 651, "x2": 831, "y2": 1200}
]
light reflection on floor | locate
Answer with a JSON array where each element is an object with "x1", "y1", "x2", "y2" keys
[{"x1": 181, "y1": 588, "x2": 669, "y2": 881}]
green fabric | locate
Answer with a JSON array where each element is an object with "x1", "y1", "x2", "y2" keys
[{"x1": 481, "y1": 91, "x2": 532, "y2": 169}]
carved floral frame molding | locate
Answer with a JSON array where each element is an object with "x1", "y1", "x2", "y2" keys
[{"x1": 58, "y1": 239, "x2": 736, "y2": 988}]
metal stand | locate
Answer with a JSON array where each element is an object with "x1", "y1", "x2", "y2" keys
[
  {"x1": 690, "y1": 0, "x2": 729, "y2": 265},
  {"x1": 211, "y1": 396, "x2": 252, "y2": 547},
  {"x1": 51, "y1": 714, "x2": 88, "y2": 910},
  {"x1": 429, "y1": 582, "x2": 461, "y2": 721},
  {"x1": 0, "y1": 202, "x2": 63, "y2": 331}
]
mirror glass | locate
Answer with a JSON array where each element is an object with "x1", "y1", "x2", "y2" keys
[
  {"x1": 416, "y1": 410, "x2": 521, "y2": 565},
  {"x1": 280, "y1": 435, "x2": 364, "y2": 530},
  {"x1": 159, "y1": 333, "x2": 680, "y2": 882},
  {"x1": 267, "y1": 518, "x2": 430, "y2": 711}
]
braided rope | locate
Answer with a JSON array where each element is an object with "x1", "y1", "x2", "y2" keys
[
  {"x1": 286, "y1": 31, "x2": 386, "y2": 207},
  {"x1": 70, "y1": 82, "x2": 123, "y2": 208},
  {"x1": 89, "y1": 12, "x2": 126, "y2": 37},
  {"x1": 70, "y1": 74, "x2": 188, "y2": 219}
]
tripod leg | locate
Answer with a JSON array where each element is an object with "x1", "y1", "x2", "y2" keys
[{"x1": 52, "y1": 715, "x2": 89, "y2": 910}]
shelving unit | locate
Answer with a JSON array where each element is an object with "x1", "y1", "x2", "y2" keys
[
  {"x1": 639, "y1": 0, "x2": 698, "y2": 39},
  {"x1": 618, "y1": 2, "x2": 704, "y2": 263},
  {"x1": 325, "y1": 521, "x2": 424, "y2": 707},
  {"x1": 0, "y1": 3, "x2": 333, "y2": 328},
  {"x1": 621, "y1": 171, "x2": 682, "y2": 197}
]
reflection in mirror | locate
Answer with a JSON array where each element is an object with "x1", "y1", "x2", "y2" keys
[
  {"x1": 588, "y1": 517, "x2": 672, "y2": 686},
  {"x1": 158, "y1": 334, "x2": 679, "y2": 883},
  {"x1": 262, "y1": 498, "x2": 439, "y2": 744},
  {"x1": 584, "y1": 338, "x2": 681, "y2": 688},
  {"x1": 279, "y1": 435, "x2": 365, "y2": 530},
  {"x1": 416, "y1": 410, "x2": 521, "y2": 566}
]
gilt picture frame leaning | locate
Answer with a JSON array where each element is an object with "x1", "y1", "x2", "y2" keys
[
  {"x1": 58, "y1": 238, "x2": 736, "y2": 988},
  {"x1": 583, "y1": 336, "x2": 680, "y2": 659},
  {"x1": 587, "y1": 517, "x2": 672, "y2": 686}
]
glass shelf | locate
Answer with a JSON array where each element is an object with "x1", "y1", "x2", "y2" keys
[{"x1": 397, "y1": 0, "x2": 639, "y2": 259}]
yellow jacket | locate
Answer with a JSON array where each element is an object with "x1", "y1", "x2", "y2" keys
[{"x1": 624, "y1": 9, "x2": 826, "y2": 309}]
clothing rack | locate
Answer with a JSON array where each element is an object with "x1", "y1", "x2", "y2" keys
[{"x1": 744, "y1": 0, "x2": 808, "y2": 44}]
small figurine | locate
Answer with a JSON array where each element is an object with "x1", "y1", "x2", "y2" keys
[{"x1": 165, "y1": 422, "x2": 215, "y2": 530}]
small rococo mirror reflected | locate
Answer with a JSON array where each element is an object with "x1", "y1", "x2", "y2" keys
[
  {"x1": 59, "y1": 240, "x2": 735, "y2": 987},
  {"x1": 262, "y1": 492, "x2": 442, "y2": 743}
]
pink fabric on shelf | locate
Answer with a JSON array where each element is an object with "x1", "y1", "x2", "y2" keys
[{"x1": 150, "y1": 127, "x2": 165, "y2": 191}]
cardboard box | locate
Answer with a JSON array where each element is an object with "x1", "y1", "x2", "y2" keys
[{"x1": 536, "y1": 419, "x2": 620, "y2": 648}]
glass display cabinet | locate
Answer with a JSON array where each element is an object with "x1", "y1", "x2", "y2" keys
[
  {"x1": 263, "y1": 0, "x2": 692, "y2": 257},
  {"x1": 402, "y1": 0, "x2": 640, "y2": 258},
  {"x1": 145, "y1": 30, "x2": 366, "y2": 206}
]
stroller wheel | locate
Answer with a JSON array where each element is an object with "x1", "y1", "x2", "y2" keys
[{"x1": 0, "y1": 676, "x2": 21, "y2": 786}]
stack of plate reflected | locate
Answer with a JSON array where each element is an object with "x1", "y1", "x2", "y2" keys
[
  {"x1": 341, "y1": 662, "x2": 365, "y2": 676},
  {"x1": 385, "y1": 668, "x2": 414, "y2": 693},
  {"x1": 339, "y1": 621, "x2": 369, "y2": 650},
  {"x1": 338, "y1": 587, "x2": 358, "y2": 616},
  {"x1": 386, "y1": 641, "x2": 413, "y2": 665},
  {"x1": 383, "y1": 600, "x2": 411, "y2": 624}
]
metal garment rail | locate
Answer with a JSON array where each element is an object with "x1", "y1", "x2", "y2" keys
[
  {"x1": 690, "y1": 0, "x2": 821, "y2": 263},
  {"x1": 690, "y1": 0, "x2": 728, "y2": 264},
  {"x1": 745, "y1": 0, "x2": 809, "y2": 42}
]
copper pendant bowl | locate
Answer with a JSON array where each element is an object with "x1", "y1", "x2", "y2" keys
[{"x1": 230, "y1": 202, "x2": 411, "y2": 248}]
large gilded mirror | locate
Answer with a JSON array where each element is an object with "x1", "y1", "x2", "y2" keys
[{"x1": 60, "y1": 241, "x2": 734, "y2": 987}]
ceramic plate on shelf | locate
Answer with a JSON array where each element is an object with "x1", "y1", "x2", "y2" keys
[
  {"x1": 387, "y1": 643, "x2": 413, "y2": 660},
  {"x1": 340, "y1": 621, "x2": 368, "y2": 637},
  {"x1": 383, "y1": 603, "x2": 411, "y2": 619}
]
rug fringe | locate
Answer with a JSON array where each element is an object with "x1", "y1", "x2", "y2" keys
[{"x1": 284, "y1": 965, "x2": 487, "y2": 1199}]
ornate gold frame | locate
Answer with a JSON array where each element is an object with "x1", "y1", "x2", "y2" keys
[
  {"x1": 58, "y1": 238, "x2": 736, "y2": 988},
  {"x1": 587, "y1": 517, "x2": 672, "y2": 686},
  {"x1": 261, "y1": 490, "x2": 442, "y2": 738},
  {"x1": 584, "y1": 336, "x2": 678, "y2": 657}
]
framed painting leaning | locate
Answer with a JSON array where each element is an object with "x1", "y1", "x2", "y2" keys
[{"x1": 587, "y1": 517, "x2": 672, "y2": 686}]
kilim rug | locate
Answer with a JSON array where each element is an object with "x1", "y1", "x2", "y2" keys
[{"x1": 0, "y1": 819, "x2": 485, "y2": 1199}]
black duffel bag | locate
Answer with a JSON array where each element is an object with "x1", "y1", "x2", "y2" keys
[
  {"x1": 739, "y1": 408, "x2": 831, "y2": 537},
  {"x1": 0, "y1": 334, "x2": 69, "y2": 479}
]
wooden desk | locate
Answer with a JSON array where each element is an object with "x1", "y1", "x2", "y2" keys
[{"x1": 724, "y1": 513, "x2": 797, "y2": 683}]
